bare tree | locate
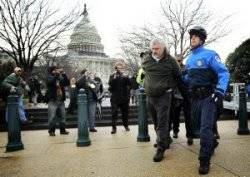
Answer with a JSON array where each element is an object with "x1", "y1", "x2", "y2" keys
[
  {"x1": 119, "y1": 26, "x2": 160, "y2": 73},
  {"x1": 119, "y1": 0, "x2": 232, "y2": 72},
  {"x1": 0, "y1": 0, "x2": 81, "y2": 78}
]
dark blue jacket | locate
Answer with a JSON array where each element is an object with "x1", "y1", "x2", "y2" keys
[{"x1": 185, "y1": 46, "x2": 229, "y2": 94}]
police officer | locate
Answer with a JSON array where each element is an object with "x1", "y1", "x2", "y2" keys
[{"x1": 185, "y1": 26, "x2": 230, "y2": 174}]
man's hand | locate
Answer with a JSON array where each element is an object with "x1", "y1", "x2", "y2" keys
[
  {"x1": 25, "y1": 85, "x2": 30, "y2": 92},
  {"x1": 10, "y1": 86, "x2": 17, "y2": 93},
  {"x1": 88, "y1": 83, "x2": 96, "y2": 89}
]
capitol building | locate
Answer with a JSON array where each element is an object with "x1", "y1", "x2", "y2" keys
[{"x1": 65, "y1": 4, "x2": 117, "y2": 87}]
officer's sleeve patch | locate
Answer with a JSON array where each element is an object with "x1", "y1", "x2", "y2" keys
[
  {"x1": 214, "y1": 55, "x2": 221, "y2": 63},
  {"x1": 196, "y1": 59, "x2": 204, "y2": 67}
]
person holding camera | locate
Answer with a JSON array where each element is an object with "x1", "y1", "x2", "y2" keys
[
  {"x1": 46, "y1": 66, "x2": 70, "y2": 136},
  {"x1": 2, "y1": 67, "x2": 30, "y2": 123},
  {"x1": 108, "y1": 61, "x2": 131, "y2": 134},
  {"x1": 76, "y1": 70, "x2": 99, "y2": 132}
]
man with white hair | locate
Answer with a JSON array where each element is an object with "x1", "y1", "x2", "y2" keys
[
  {"x1": 142, "y1": 38, "x2": 186, "y2": 162},
  {"x1": 2, "y1": 67, "x2": 29, "y2": 123}
]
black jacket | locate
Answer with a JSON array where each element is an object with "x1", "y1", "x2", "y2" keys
[
  {"x1": 108, "y1": 71, "x2": 131, "y2": 104},
  {"x1": 46, "y1": 73, "x2": 69, "y2": 102},
  {"x1": 142, "y1": 52, "x2": 185, "y2": 97},
  {"x1": 76, "y1": 75, "x2": 98, "y2": 101}
]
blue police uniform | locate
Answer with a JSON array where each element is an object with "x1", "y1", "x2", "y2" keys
[{"x1": 185, "y1": 46, "x2": 229, "y2": 163}]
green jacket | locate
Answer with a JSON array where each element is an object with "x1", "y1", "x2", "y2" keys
[
  {"x1": 142, "y1": 52, "x2": 182, "y2": 96},
  {"x1": 2, "y1": 73, "x2": 24, "y2": 95}
]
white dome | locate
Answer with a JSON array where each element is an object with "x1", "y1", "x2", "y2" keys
[{"x1": 67, "y1": 4, "x2": 107, "y2": 57}]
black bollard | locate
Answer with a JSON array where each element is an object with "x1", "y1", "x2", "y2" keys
[
  {"x1": 137, "y1": 88, "x2": 150, "y2": 142},
  {"x1": 6, "y1": 94, "x2": 24, "y2": 152},
  {"x1": 237, "y1": 85, "x2": 250, "y2": 135},
  {"x1": 76, "y1": 89, "x2": 91, "y2": 146}
]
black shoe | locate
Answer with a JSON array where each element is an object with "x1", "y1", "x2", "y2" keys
[
  {"x1": 125, "y1": 127, "x2": 130, "y2": 131},
  {"x1": 187, "y1": 137, "x2": 193, "y2": 145},
  {"x1": 153, "y1": 149, "x2": 164, "y2": 162},
  {"x1": 153, "y1": 143, "x2": 170, "y2": 150},
  {"x1": 90, "y1": 128, "x2": 97, "y2": 132},
  {"x1": 111, "y1": 128, "x2": 117, "y2": 134},
  {"x1": 21, "y1": 120, "x2": 33, "y2": 125},
  {"x1": 60, "y1": 130, "x2": 69, "y2": 135},
  {"x1": 199, "y1": 161, "x2": 210, "y2": 175},
  {"x1": 173, "y1": 132, "x2": 178, "y2": 139},
  {"x1": 49, "y1": 132, "x2": 55, "y2": 136}
]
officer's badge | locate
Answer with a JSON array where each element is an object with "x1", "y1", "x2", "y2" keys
[
  {"x1": 215, "y1": 55, "x2": 221, "y2": 63},
  {"x1": 196, "y1": 59, "x2": 203, "y2": 67}
]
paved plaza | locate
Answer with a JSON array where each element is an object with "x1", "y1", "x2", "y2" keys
[{"x1": 0, "y1": 120, "x2": 250, "y2": 177}]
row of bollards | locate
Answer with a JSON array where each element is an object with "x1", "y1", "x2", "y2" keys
[
  {"x1": 5, "y1": 86, "x2": 249, "y2": 152},
  {"x1": 76, "y1": 88, "x2": 150, "y2": 147}
]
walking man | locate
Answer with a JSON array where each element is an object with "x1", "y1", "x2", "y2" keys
[
  {"x1": 108, "y1": 61, "x2": 131, "y2": 134},
  {"x1": 142, "y1": 38, "x2": 186, "y2": 162},
  {"x1": 185, "y1": 26, "x2": 229, "y2": 174}
]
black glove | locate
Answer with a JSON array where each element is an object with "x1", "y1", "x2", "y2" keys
[
  {"x1": 224, "y1": 92, "x2": 232, "y2": 102},
  {"x1": 211, "y1": 89, "x2": 224, "y2": 107}
]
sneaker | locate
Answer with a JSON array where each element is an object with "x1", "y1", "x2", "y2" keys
[
  {"x1": 153, "y1": 149, "x2": 164, "y2": 162},
  {"x1": 187, "y1": 137, "x2": 193, "y2": 145},
  {"x1": 49, "y1": 132, "x2": 55, "y2": 136},
  {"x1": 173, "y1": 132, "x2": 178, "y2": 139},
  {"x1": 111, "y1": 128, "x2": 117, "y2": 134},
  {"x1": 90, "y1": 128, "x2": 97, "y2": 132},
  {"x1": 199, "y1": 161, "x2": 210, "y2": 175}
]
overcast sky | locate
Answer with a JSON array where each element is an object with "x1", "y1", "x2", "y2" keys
[{"x1": 58, "y1": 0, "x2": 250, "y2": 61}]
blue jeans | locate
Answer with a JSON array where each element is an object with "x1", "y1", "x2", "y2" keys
[
  {"x1": 88, "y1": 100, "x2": 97, "y2": 129},
  {"x1": 191, "y1": 96, "x2": 216, "y2": 162},
  {"x1": 48, "y1": 100, "x2": 66, "y2": 126},
  {"x1": 5, "y1": 96, "x2": 27, "y2": 122}
]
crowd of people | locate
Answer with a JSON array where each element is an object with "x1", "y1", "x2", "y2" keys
[{"x1": 2, "y1": 26, "x2": 235, "y2": 175}]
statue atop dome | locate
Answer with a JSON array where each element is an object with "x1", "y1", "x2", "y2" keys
[{"x1": 81, "y1": 3, "x2": 88, "y2": 17}]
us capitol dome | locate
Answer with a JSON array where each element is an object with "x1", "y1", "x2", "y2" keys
[{"x1": 66, "y1": 4, "x2": 117, "y2": 87}]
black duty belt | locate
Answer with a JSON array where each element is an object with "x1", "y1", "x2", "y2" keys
[{"x1": 189, "y1": 87, "x2": 213, "y2": 99}]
